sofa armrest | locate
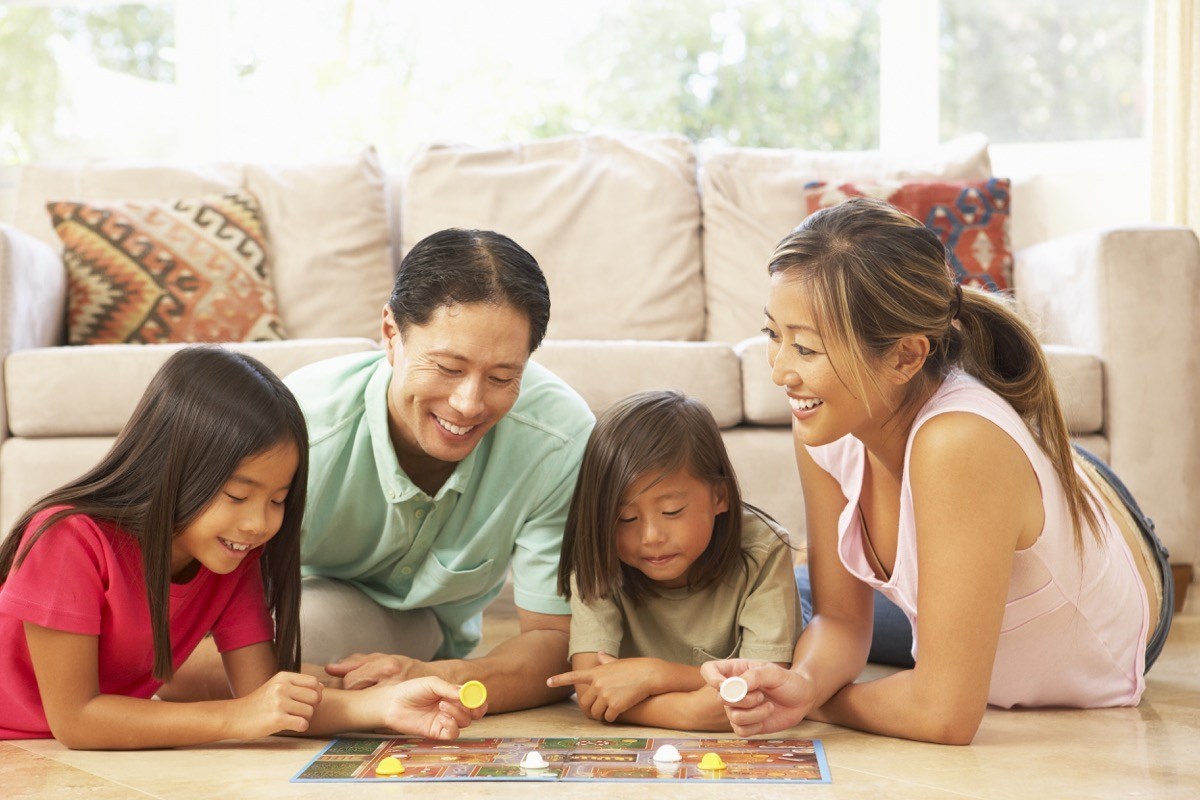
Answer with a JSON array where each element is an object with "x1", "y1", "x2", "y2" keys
[
  {"x1": 1014, "y1": 226, "x2": 1200, "y2": 568},
  {"x1": 0, "y1": 223, "x2": 66, "y2": 440}
]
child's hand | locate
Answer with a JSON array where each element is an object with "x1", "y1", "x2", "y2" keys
[
  {"x1": 377, "y1": 676, "x2": 484, "y2": 741},
  {"x1": 701, "y1": 659, "x2": 816, "y2": 736},
  {"x1": 230, "y1": 671, "x2": 323, "y2": 739},
  {"x1": 547, "y1": 653, "x2": 658, "y2": 722}
]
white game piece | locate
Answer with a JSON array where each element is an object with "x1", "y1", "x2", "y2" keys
[
  {"x1": 520, "y1": 751, "x2": 549, "y2": 770},
  {"x1": 653, "y1": 744, "x2": 682, "y2": 762},
  {"x1": 720, "y1": 675, "x2": 749, "y2": 703}
]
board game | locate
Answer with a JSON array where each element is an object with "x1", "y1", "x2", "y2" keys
[{"x1": 292, "y1": 735, "x2": 830, "y2": 783}]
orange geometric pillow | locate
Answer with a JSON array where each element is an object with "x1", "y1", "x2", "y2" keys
[
  {"x1": 47, "y1": 192, "x2": 287, "y2": 345},
  {"x1": 801, "y1": 178, "x2": 1013, "y2": 291}
]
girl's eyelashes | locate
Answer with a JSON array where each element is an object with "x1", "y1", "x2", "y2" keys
[
  {"x1": 224, "y1": 492, "x2": 247, "y2": 503},
  {"x1": 663, "y1": 507, "x2": 685, "y2": 517},
  {"x1": 617, "y1": 515, "x2": 637, "y2": 524},
  {"x1": 760, "y1": 326, "x2": 779, "y2": 341},
  {"x1": 794, "y1": 343, "x2": 818, "y2": 357}
]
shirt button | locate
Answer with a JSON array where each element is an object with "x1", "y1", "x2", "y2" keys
[
  {"x1": 387, "y1": 489, "x2": 398, "y2": 501},
  {"x1": 400, "y1": 566, "x2": 413, "y2": 575},
  {"x1": 415, "y1": 508, "x2": 425, "y2": 519}
]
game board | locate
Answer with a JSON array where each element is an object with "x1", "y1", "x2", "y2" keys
[{"x1": 292, "y1": 735, "x2": 831, "y2": 783}]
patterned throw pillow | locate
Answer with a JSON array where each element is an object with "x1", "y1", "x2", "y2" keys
[
  {"x1": 47, "y1": 192, "x2": 287, "y2": 345},
  {"x1": 801, "y1": 177, "x2": 1013, "y2": 291}
]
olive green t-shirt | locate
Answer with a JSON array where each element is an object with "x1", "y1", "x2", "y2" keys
[{"x1": 567, "y1": 509, "x2": 801, "y2": 666}]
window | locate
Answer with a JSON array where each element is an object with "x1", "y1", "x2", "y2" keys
[{"x1": 0, "y1": 0, "x2": 1148, "y2": 166}]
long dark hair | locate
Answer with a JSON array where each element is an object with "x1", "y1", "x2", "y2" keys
[
  {"x1": 769, "y1": 197, "x2": 1100, "y2": 549},
  {"x1": 0, "y1": 346, "x2": 308, "y2": 679},
  {"x1": 559, "y1": 390, "x2": 746, "y2": 605}
]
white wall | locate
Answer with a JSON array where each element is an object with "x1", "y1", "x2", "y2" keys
[{"x1": 993, "y1": 139, "x2": 1151, "y2": 251}]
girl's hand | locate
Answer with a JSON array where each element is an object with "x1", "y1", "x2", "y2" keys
[
  {"x1": 229, "y1": 671, "x2": 323, "y2": 739},
  {"x1": 378, "y1": 677, "x2": 484, "y2": 741},
  {"x1": 547, "y1": 653, "x2": 658, "y2": 722},
  {"x1": 701, "y1": 660, "x2": 816, "y2": 736}
]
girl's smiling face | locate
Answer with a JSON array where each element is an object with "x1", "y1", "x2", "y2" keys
[
  {"x1": 613, "y1": 467, "x2": 728, "y2": 589},
  {"x1": 762, "y1": 273, "x2": 883, "y2": 447},
  {"x1": 170, "y1": 440, "x2": 299, "y2": 581}
]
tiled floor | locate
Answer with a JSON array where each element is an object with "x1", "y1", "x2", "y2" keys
[{"x1": 5, "y1": 592, "x2": 1199, "y2": 799}]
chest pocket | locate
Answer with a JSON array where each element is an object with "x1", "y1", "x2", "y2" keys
[
  {"x1": 406, "y1": 550, "x2": 497, "y2": 607},
  {"x1": 689, "y1": 632, "x2": 742, "y2": 666}
]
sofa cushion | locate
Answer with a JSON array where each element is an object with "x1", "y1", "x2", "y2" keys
[
  {"x1": 16, "y1": 152, "x2": 394, "y2": 343},
  {"x1": 700, "y1": 133, "x2": 993, "y2": 343},
  {"x1": 244, "y1": 148, "x2": 395, "y2": 341},
  {"x1": 533, "y1": 340, "x2": 741, "y2": 429},
  {"x1": 5, "y1": 339, "x2": 379, "y2": 437},
  {"x1": 15, "y1": 163, "x2": 244, "y2": 250},
  {"x1": 402, "y1": 133, "x2": 705, "y2": 341},
  {"x1": 47, "y1": 192, "x2": 286, "y2": 345},
  {"x1": 737, "y1": 337, "x2": 1103, "y2": 436},
  {"x1": 801, "y1": 178, "x2": 1014, "y2": 291}
]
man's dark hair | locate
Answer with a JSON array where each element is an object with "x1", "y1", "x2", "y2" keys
[{"x1": 389, "y1": 228, "x2": 551, "y2": 353}]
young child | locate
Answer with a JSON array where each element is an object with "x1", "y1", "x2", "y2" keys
[
  {"x1": 703, "y1": 197, "x2": 1174, "y2": 744},
  {"x1": 0, "y1": 347, "x2": 483, "y2": 748},
  {"x1": 547, "y1": 390, "x2": 800, "y2": 731}
]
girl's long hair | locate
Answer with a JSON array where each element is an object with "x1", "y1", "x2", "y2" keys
[
  {"x1": 559, "y1": 390, "x2": 745, "y2": 604},
  {"x1": 768, "y1": 197, "x2": 1100, "y2": 549},
  {"x1": 0, "y1": 346, "x2": 308, "y2": 679}
]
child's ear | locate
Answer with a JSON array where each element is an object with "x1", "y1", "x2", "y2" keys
[{"x1": 713, "y1": 482, "x2": 730, "y2": 515}]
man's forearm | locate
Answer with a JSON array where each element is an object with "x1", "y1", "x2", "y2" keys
[{"x1": 419, "y1": 629, "x2": 573, "y2": 713}]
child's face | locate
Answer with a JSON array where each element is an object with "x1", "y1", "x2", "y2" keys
[
  {"x1": 614, "y1": 467, "x2": 728, "y2": 589},
  {"x1": 170, "y1": 441, "x2": 299, "y2": 581}
]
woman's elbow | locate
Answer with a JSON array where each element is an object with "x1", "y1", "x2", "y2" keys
[{"x1": 922, "y1": 705, "x2": 983, "y2": 746}]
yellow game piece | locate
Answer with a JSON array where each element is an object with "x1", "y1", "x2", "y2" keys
[
  {"x1": 375, "y1": 755, "x2": 405, "y2": 776},
  {"x1": 698, "y1": 752, "x2": 727, "y2": 771},
  {"x1": 459, "y1": 680, "x2": 487, "y2": 709}
]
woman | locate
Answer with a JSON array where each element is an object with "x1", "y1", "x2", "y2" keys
[{"x1": 702, "y1": 198, "x2": 1173, "y2": 744}]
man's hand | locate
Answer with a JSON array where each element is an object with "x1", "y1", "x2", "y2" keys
[
  {"x1": 547, "y1": 653, "x2": 662, "y2": 722},
  {"x1": 325, "y1": 653, "x2": 433, "y2": 690}
]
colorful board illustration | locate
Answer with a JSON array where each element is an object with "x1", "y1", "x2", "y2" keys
[{"x1": 292, "y1": 735, "x2": 831, "y2": 784}]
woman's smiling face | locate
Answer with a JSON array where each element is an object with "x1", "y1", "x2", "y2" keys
[{"x1": 762, "y1": 273, "x2": 882, "y2": 447}]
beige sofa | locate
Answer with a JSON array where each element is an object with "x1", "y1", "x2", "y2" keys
[{"x1": 2, "y1": 134, "x2": 1197, "y2": 594}]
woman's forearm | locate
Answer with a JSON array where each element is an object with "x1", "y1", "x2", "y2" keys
[
  {"x1": 816, "y1": 669, "x2": 983, "y2": 745},
  {"x1": 789, "y1": 614, "x2": 872, "y2": 709}
]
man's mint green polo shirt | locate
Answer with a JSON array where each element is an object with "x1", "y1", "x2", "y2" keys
[{"x1": 286, "y1": 351, "x2": 594, "y2": 659}]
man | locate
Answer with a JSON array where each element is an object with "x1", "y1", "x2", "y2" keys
[{"x1": 288, "y1": 228, "x2": 594, "y2": 712}]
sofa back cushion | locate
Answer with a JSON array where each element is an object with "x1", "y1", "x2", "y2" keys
[
  {"x1": 699, "y1": 133, "x2": 993, "y2": 343},
  {"x1": 16, "y1": 150, "x2": 393, "y2": 342},
  {"x1": 401, "y1": 133, "x2": 705, "y2": 341}
]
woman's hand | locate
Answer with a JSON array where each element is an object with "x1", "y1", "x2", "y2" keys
[
  {"x1": 228, "y1": 671, "x2": 323, "y2": 739},
  {"x1": 377, "y1": 677, "x2": 485, "y2": 740},
  {"x1": 701, "y1": 659, "x2": 817, "y2": 736},
  {"x1": 547, "y1": 653, "x2": 661, "y2": 722}
]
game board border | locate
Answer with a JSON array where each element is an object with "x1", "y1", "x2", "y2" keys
[{"x1": 290, "y1": 736, "x2": 832, "y2": 784}]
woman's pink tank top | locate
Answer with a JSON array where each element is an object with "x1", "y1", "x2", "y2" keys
[{"x1": 807, "y1": 370, "x2": 1148, "y2": 708}]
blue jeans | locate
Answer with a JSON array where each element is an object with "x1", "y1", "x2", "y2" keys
[{"x1": 795, "y1": 444, "x2": 1174, "y2": 672}]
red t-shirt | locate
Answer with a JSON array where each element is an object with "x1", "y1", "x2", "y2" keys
[{"x1": 0, "y1": 509, "x2": 275, "y2": 739}]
